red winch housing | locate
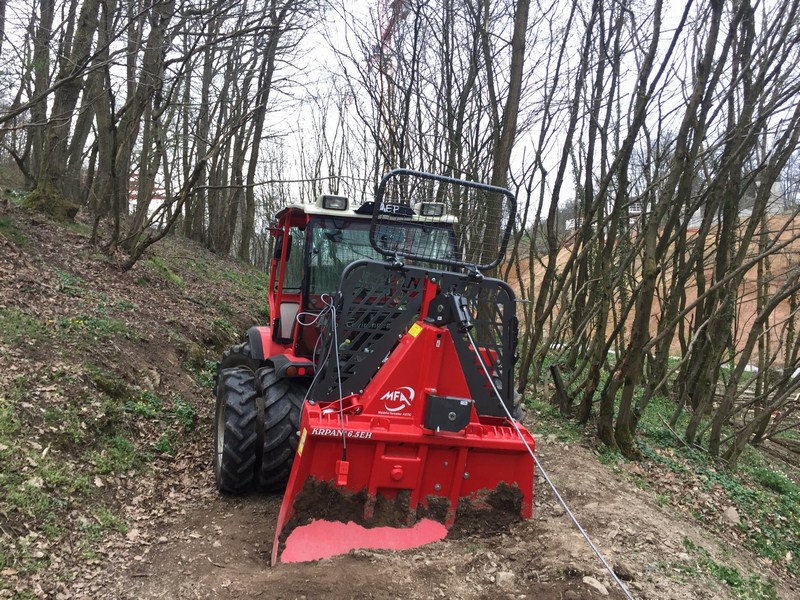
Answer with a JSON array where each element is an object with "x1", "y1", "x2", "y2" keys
[{"x1": 271, "y1": 310, "x2": 535, "y2": 564}]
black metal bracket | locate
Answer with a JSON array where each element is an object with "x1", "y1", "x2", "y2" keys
[
  {"x1": 424, "y1": 294, "x2": 473, "y2": 333},
  {"x1": 424, "y1": 395, "x2": 473, "y2": 432}
]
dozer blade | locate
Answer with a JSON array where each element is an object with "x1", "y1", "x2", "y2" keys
[
  {"x1": 271, "y1": 313, "x2": 535, "y2": 565},
  {"x1": 279, "y1": 515, "x2": 449, "y2": 563}
]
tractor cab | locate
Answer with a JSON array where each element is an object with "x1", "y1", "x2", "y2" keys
[{"x1": 257, "y1": 194, "x2": 459, "y2": 378}]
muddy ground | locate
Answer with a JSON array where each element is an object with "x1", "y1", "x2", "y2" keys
[{"x1": 63, "y1": 434, "x2": 795, "y2": 600}]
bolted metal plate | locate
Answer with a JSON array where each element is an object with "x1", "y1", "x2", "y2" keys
[{"x1": 424, "y1": 394, "x2": 473, "y2": 432}]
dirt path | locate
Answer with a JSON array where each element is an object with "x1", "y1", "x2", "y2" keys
[{"x1": 66, "y1": 432, "x2": 797, "y2": 600}]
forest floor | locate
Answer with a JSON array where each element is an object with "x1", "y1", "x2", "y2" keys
[{"x1": 1, "y1": 202, "x2": 798, "y2": 599}]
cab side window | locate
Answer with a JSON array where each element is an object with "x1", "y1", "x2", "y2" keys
[{"x1": 275, "y1": 227, "x2": 304, "y2": 291}]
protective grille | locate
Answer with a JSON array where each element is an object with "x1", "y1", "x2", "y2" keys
[
  {"x1": 312, "y1": 261, "x2": 425, "y2": 402},
  {"x1": 310, "y1": 261, "x2": 517, "y2": 418},
  {"x1": 369, "y1": 169, "x2": 516, "y2": 272}
]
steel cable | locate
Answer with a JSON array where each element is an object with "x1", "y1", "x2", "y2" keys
[
  {"x1": 296, "y1": 294, "x2": 347, "y2": 459},
  {"x1": 464, "y1": 330, "x2": 636, "y2": 600}
]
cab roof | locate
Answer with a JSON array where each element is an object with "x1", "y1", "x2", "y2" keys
[{"x1": 275, "y1": 201, "x2": 458, "y2": 224}]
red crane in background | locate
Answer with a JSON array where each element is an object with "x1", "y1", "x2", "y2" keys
[
  {"x1": 378, "y1": 0, "x2": 410, "y2": 50},
  {"x1": 372, "y1": 0, "x2": 411, "y2": 172}
]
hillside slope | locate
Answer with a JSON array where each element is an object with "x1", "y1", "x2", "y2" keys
[
  {"x1": 0, "y1": 204, "x2": 797, "y2": 599},
  {"x1": 0, "y1": 205, "x2": 267, "y2": 597},
  {"x1": 506, "y1": 215, "x2": 800, "y2": 360}
]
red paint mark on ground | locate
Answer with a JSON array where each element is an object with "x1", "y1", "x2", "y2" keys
[{"x1": 281, "y1": 519, "x2": 448, "y2": 563}]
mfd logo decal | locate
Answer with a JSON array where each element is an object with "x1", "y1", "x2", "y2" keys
[{"x1": 381, "y1": 386, "x2": 415, "y2": 414}]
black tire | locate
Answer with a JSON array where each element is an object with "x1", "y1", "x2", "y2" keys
[
  {"x1": 255, "y1": 367, "x2": 306, "y2": 492},
  {"x1": 214, "y1": 367, "x2": 261, "y2": 494},
  {"x1": 215, "y1": 342, "x2": 260, "y2": 394}
]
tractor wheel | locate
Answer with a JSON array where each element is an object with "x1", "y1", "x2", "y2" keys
[
  {"x1": 255, "y1": 367, "x2": 305, "y2": 492},
  {"x1": 216, "y1": 342, "x2": 260, "y2": 394},
  {"x1": 214, "y1": 367, "x2": 261, "y2": 494}
]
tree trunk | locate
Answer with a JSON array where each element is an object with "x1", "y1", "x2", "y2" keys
[
  {"x1": 26, "y1": 0, "x2": 100, "y2": 218},
  {"x1": 27, "y1": 0, "x2": 55, "y2": 183}
]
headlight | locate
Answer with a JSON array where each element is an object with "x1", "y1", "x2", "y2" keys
[
  {"x1": 319, "y1": 195, "x2": 348, "y2": 210},
  {"x1": 416, "y1": 202, "x2": 445, "y2": 217}
]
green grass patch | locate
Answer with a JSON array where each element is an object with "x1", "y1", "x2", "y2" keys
[
  {"x1": 211, "y1": 316, "x2": 237, "y2": 342},
  {"x1": 1, "y1": 381, "x2": 95, "y2": 529},
  {"x1": 124, "y1": 390, "x2": 162, "y2": 419},
  {"x1": 39, "y1": 460, "x2": 92, "y2": 496},
  {"x1": 526, "y1": 361, "x2": 800, "y2": 578},
  {"x1": 189, "y1": 359, "x2": 218, "y2": 391},
  {"x1": 54, "y1": 269, "x2": 84, "y2": 297},
  {"x1": 639, "y1": 438, "x2": 800, "y2": 575},
  {"x1": 5, "y1": 479, "x2": 53, "y2": 517},
  {"x1": 597, "y1": 447, "x2": 625, "y2": 468},
  {"x1": 682, "y1": 538, "x2": 779, "y2": 599},
  {"x1": 115, "y1": 299, "x2": 136, "y2": 312},
  {"x1": 526, "y1": 397, "x2": 583, "y2": 443},
  {"x1": 171, "y1": 395, "x2": 197, "y2": 431},
  {"x1": 95, "y1": 507, "x2": 127, "y2": 533},
  {"x1": 144, "y1": 256, "x2": 184, "y2": 287},
  {"x1": 1, "y1": 454, "x2": 93, "y2": 520},
  {"x1": 750, "y1": 466, "x2": 797, "y2": 495},
  {"x1": 56, "y1": 314, "x2": 137, "y2": 339},
  {"x1": 0, "y1": 377, "x2": 26, "y2": 437},
  {"x1": 221, "y1": 267, "x2": 266, "y2": 292},
  {"x1": 40, "y1": 511, "x2": 65, "y2": 540},
  {"x1": 3, "y1": 189, "x2": 27, "y2": 206},
  {"x1": 122, "y1": 390, "x2": 196, "y2": 454},
  {"x1": 0, "y1": 531, "x2": 52, "y2": 579},
  {"x1": 215, "y1": 300, "x2": 232, "y2": 316},
  {"x1": 123, "y1": 390, "x2": 195, "y2": 430},
  {"x1": 637, "y1": 394, "x2": 689, "y2": 447},
  {"x1": 775, "y1": 427, "x2": 800, "y2": 442},
  {"x1": 43, "y1": 392, "x2": 128, "y2": 444},
  {"x1": 220, "y1": 266, "x2": 269, "y2": 318},
  {"x1": 2, "y1": 308, "x2": 136, "y2": 346},
  {"x1": 154, "y1": 431, "x2": 175, "y2": 455},
  {"x1": 178, "y1": 258, "x2": 268, "y2": 320},
  {"x1": 78, "y1": 507, "x2": 128, "y2": 542},
  {"x1": 0, "y1": 308, "x2": 47, "y2": 344},
  {"x1": 87, "y1": 435, "x2": 141, "y2": 474},
  {"x1": 0, "y1": 215, "x2": 27, "y2": 244},
  {"x1": 64, "y1": 219, "x2": 91, "y2": 235},
  {"x1": 193, "y1": 260, "x2": 210, "y2": 276},
  {"x1": 90, "y1": 396, "x2": 125, "y2": 435},
  {"x1": 42, "y1": 402, "x2": 87, "y2": 449}
]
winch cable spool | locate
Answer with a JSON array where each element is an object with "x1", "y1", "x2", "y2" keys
[{"x1": 464, "y1": 329, "x2": 637, "y2": 600}]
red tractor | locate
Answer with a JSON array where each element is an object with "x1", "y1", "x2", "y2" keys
[{"x1": 213, "y1": 169, "x2": 535, "y2": 563}]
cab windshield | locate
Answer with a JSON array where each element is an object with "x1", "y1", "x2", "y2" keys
[{"x1": 306, "y1": 218, "x2": 457, "y2": 296}]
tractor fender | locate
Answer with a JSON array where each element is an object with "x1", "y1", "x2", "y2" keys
[{"x1": 247, "y1": 326, "x2": 272, "y2": 361}]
